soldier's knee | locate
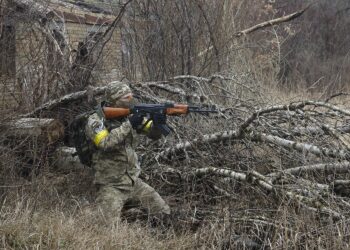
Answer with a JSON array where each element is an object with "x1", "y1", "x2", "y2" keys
[{"x1": 96, "y1": 185, "x2": 128, "y2": 218}]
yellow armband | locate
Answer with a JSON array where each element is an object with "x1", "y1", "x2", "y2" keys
[{"x1": 93, "y1": 129, "x2": 109, "y2": 146}]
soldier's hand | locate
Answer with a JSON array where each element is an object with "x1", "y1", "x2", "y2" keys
[{"x1": 129, "y1": 114, "x2": 144, "y2": 130}]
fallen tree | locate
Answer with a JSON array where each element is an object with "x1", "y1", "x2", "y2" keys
[
  {"x1": 3, "y1": 118, "x2": 64, "y2": 144},
  {"x1": 11, "y1": 73, "x2": 350, "y2": 241}
]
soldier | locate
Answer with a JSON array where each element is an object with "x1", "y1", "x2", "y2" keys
[{"x1": 85, "y1": 81, "x2": 170, "y2": 219}]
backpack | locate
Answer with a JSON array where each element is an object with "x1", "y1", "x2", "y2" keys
[
  {"x1": 70, "y1": 111, "x2": 95, "y2": 167},
  {"x1": 70, "y1": 104, "x2": 105, "y2": 167}
]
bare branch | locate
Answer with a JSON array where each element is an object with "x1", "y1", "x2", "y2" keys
[
  {"x1": 303, "y1": 100, "x2": 350, "y2": 116},
  {"x1": 269, "y1": 162, "x2": 350, "y2": 177},
  {"x1": 195, "y1": 167, "x2": 342, "y2": 219},
  {"x1": 21, "y1": 85, "x2": 109, "y2": 117},
  {"x1": 235, "y1": 4, "x2": 312, "y2": 37},
  {"x1": 253, "y1": 132, "x2": 349, "y2": 160},
  {"x1": 197, "y1": 5, "x2": 311, "y2": 58},
  {"x1": 157, "y1": 130, "x2": 239, "y2": 159}
]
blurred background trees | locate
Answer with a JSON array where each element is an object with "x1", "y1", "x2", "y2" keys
[{"x1": 121, "y1": 0, "x2": 350, "y2": 94}]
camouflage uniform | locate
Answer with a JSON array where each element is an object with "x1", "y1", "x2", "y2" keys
[{"x1": 85, "y1": 82, "x2": 170, "y2": 218}]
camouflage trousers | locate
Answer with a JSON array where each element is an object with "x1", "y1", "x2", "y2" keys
[{"x1": 96, "y1": 177, "x2": 170, "y2": 219}]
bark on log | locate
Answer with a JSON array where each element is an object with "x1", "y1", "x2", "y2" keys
[
  {"x1": 253, "y1": 132, "x2": 349, "y2": 160},
  {"x1": 3, "y1": 118, "x2": 64, "y2": 144},
  {"x1": 287, "y1": 125, "x2": 350, "y2": 137},
  {"x1": 269, "y1": 162, "x2": 350, "y2": 177},
  {"x1": 303, "y1": 100, "x2": 350, "y2": 116},
  {"x1": 158, "y1": 129, "x2": 240, "y2": 159}
]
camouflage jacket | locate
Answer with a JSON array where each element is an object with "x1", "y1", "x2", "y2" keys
[{"x1": 85, "y1": 113, "x2": 140, "y2": 187}]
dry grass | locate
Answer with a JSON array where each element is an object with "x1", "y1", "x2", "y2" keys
[
  {"x1": 0, "y1": 204, "x2": 193, "y2": 249},
  {"x1": 0, "y1": 168, "x2": 196, "y2": 250},
  {"x1": 1, "y1": 168, "x2": 350, "y2": 249}
]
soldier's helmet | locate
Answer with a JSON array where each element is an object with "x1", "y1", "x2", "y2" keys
[{"x1": 106, "y1": 81, "x2": 132, "y2": 103}]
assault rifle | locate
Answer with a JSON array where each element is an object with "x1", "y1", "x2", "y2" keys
[{"x1": 102, "y1": 103, "x2": 217, "y2": 136}]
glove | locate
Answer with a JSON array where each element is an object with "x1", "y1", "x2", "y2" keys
[{"x1": 128, "y1": 114, "x2": 144, "y2": 130}]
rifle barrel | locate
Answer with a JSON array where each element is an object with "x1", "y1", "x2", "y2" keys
[{"x1": 188, "y1": 107, "x2": 218, "y2": 113}]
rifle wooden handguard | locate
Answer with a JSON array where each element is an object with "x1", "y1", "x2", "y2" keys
[{"x1": 166, "y1": 104, "x2": 189, "y2": 115}]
